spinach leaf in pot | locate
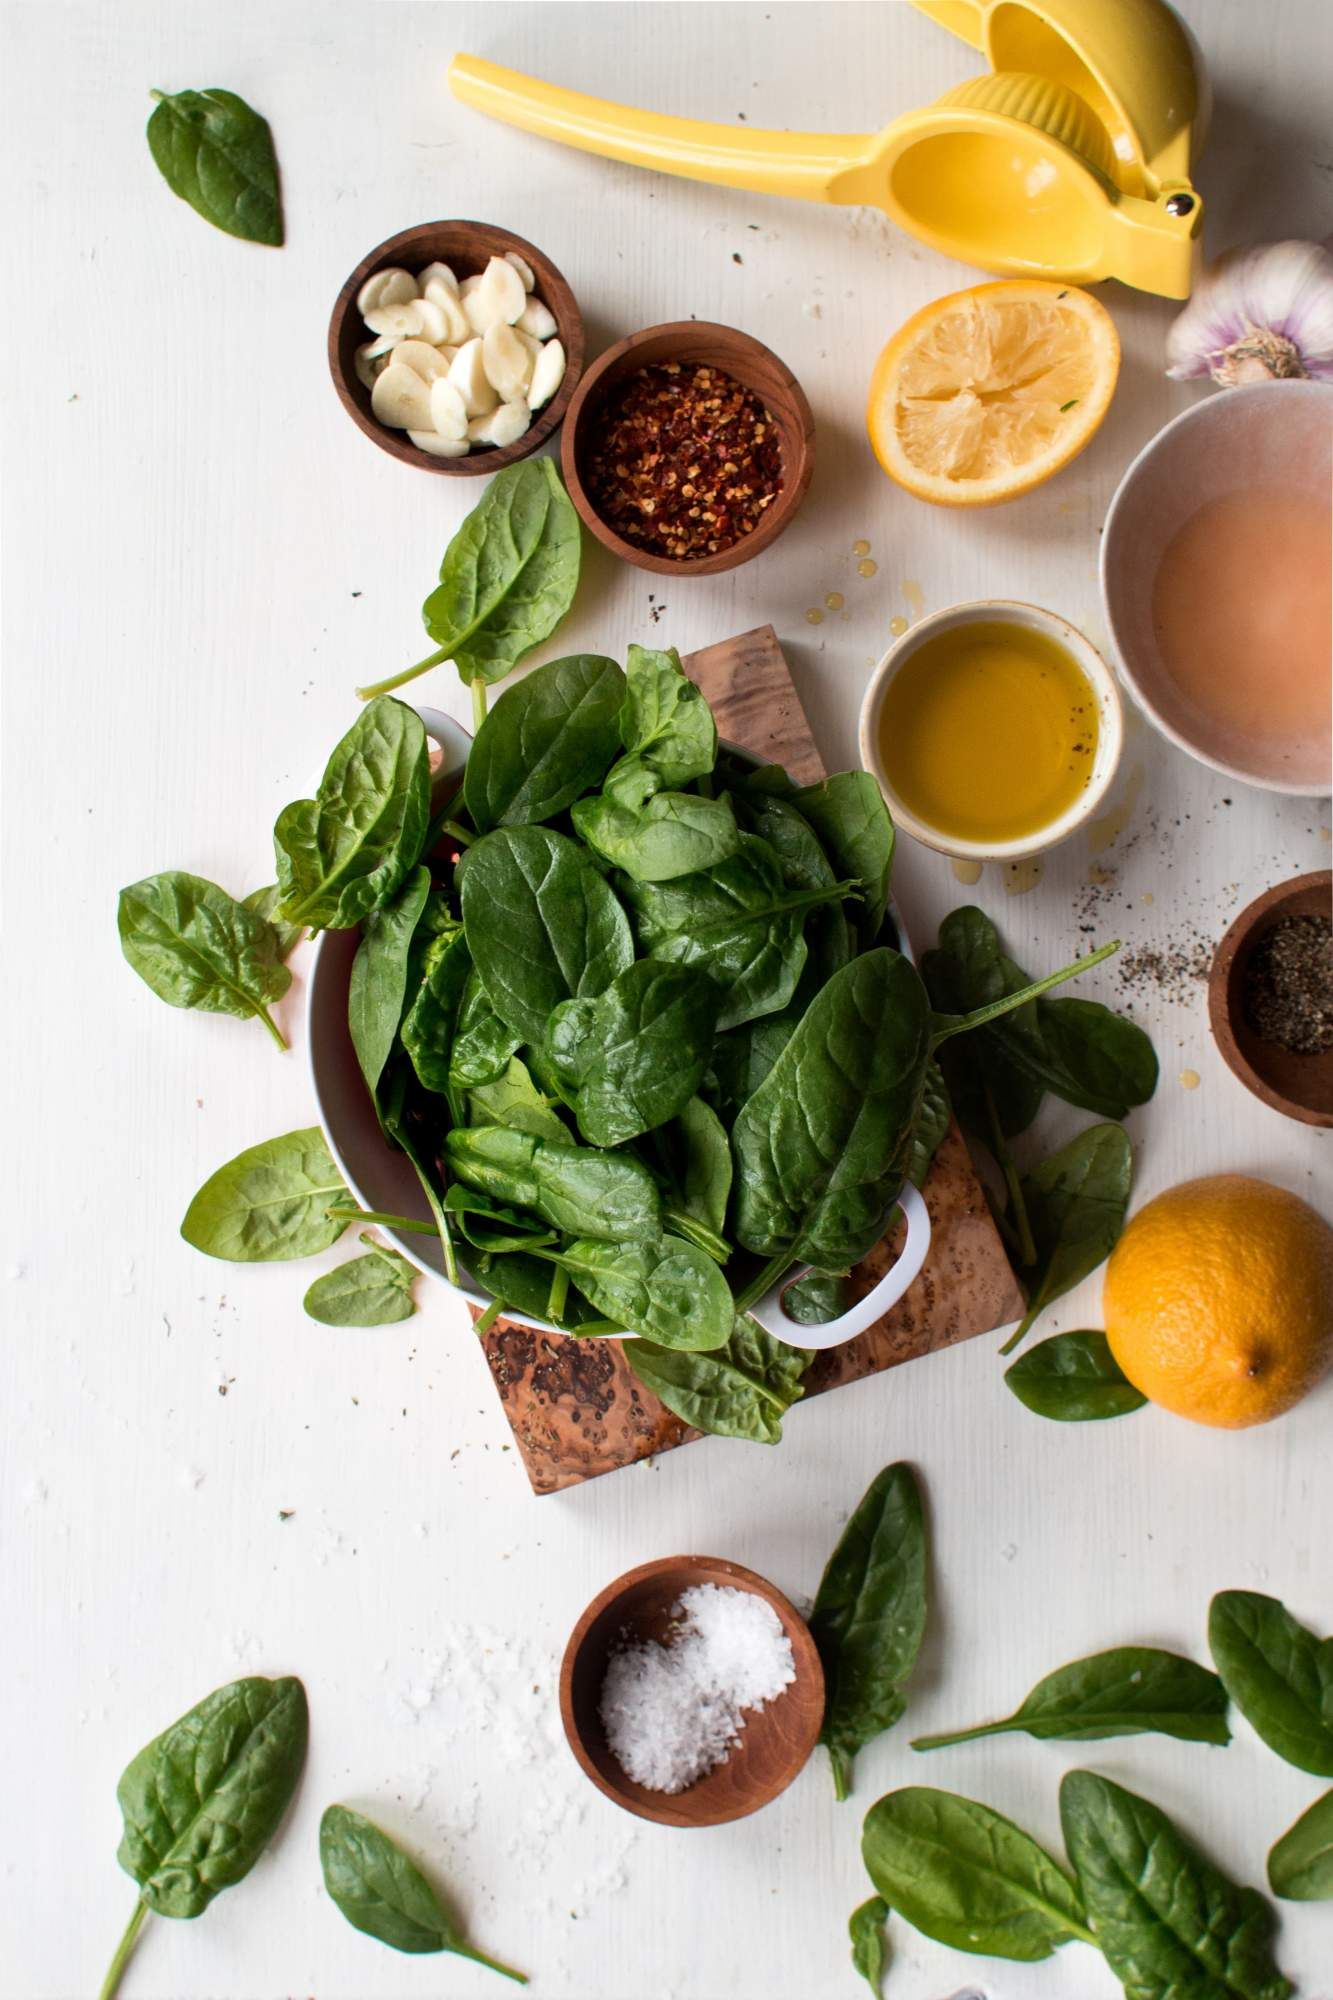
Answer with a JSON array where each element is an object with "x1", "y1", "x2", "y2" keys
[
  {"x1": 861, "y1": 1786, "x2": 1093, "y2": 1960},
  {"x1": 848, "y1": 1896, "x2": 890, "y2": 1999},
  {"x1": 446, "y1": 1126, "x2": 660, "y2": 1242},
  {"x1": 464, "y1": 653, "x2": 625, "y2": 831},
  {"x1": 1269, "y1": 1787, "x2": 1333, "y2": 1902},
  {"x1": 181, "y1": 1129, "x2": 349, "y2": 1261},
  {"x1": 359, "y1": 459, "x2": 579, "y2": 701},
  {"x1": 118, "y1": 870, "x2": 292, "y2": 1050},
  {"x1": 319, "y1": 1804, "x2": 526, "y2": 1980},
  {"x1": 274, "y1": 697, "x2": 430, "y2": 931},
  {"x1": 448, "y1": 971, "x2": 522, "y2": 1091},
  {"x1": 789, "y1": 772, "x2": 895, "y2": 944},
  {"x1": 443, "y1": 1184, "x2": 558, "y2": 1254},
  {"x1": 781, "y1": 1268, "x2": 850, "y2": 1326},
  {"x1": 1005, "y1": 1329, "x2": 1147, "y2": 1422},
  {"x1": 467, "y1": 1055, "x2": 567, "y2": 1141},
  {"x1": 101, "y1": 1675, "x2": 307, "y2": 1999},
  {"x1": 1060, "y1": 1768, "x2": 1293, "y2": 2000},
  {"x1": 242, "y1": 884, "x2": 304, "y2": 961},
  {"x1": 905, "y1": 1058, "x2": 950, "y2": 1189},
  {"x1": 1208, "y1": 1590, "x2": 1333, "y2": 1776},
  {"x1": 1000, "y1": 1123, "x2": 1133, "y2": 1354},
  {"x1": 544, "y1": 1234, "x2": 733, "y2": 1349},
  {"x1": 461, "y1": 826, "x2": 633, "y2": 1045},
  {"x1": 812, "y1": 1463, "x2": 928, "y2": 1800},
  {"x1": 400, "y1": 924, "x2": 471, "y2": 1098},
  {"x1": 604, "y1": 644, "x2": 717, "y2": 807},
  {"x1": 913, "y1": 1645, "x2": 1229, "y2": 1751},
  {"x1": 654, "y1": 1095, "x2": 732, "y2": 1238},
  {"x1": 303, "y1": 1235, "x2": 418, "y2": 1327},
  {"x1": 347, "y1": 866, "x2": 431, "y2": 1092},
  {"x1": 626, "y1": 1315, "x2": 812, "y2": 1443},
  {"x1": 146, "y1": 87, "x2": 283, "y2": 245},
  {"x1": 733, "y1": 951, "x2": 931, "y2": 1280},
  {"x1": 573, "y1": 788, "x2": 741, "y2": 882},
  {"x1": 547, "y1": 960, "x2": 721, "y2": 1146}
]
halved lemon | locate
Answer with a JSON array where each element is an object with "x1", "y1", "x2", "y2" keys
[{"x1": 867, "y1": 280, "x2": 1120, "y2": 506}]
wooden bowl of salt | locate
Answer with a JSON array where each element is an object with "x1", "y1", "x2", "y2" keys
[{"x1": 560, "y1": 1555, "x2": 824, "y2": 1828}]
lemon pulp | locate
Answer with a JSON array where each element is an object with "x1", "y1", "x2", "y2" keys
[{"x1": 877, "y1": 620, "x2": 1099, "y2": 844}]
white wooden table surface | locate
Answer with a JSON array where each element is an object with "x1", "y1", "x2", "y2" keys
[{"x1": 3, "y1": 4, "x2": 1330, "y2": 1997}]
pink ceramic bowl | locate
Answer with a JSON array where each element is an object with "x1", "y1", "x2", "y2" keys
[{"x1": 1100, "y1": 380, "x2": 1331, "y2": 794}]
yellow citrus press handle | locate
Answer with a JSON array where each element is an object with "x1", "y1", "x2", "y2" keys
[{"x1": 449, "y1": 55, "x2": 879, "y2": 205}]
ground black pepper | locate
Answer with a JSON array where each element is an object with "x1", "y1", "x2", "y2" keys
[
  {"x1": 585, "y1": 360, "x2": 783, "y2": 560},
  {"x1": 1242, "y1": 913, "x2": 1333, "y2": 1054}
]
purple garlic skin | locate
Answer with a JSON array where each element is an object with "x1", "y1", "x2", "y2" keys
[{"x1": 1166, "y1": 239, "x2": 1333, "y2": 386}]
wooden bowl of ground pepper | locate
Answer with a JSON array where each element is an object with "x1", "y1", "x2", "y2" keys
[
  {"x1": 561, "y1": 322, "x2": 814, "y2": 576},
  {"x1": 1208, "y1": 870, "x2": 1333, "y2": 1128}
]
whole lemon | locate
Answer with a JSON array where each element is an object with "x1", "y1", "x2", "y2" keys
[{"x1": 1103, "y1": 1175, "x2": 1333, "y2": 1428}]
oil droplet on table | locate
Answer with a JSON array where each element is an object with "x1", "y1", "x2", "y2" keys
[
  {"x1": 852, "y1": 538, "x2": 871, "y2": 557},
  {"x1": 825, "y1": 591, "x2": 844, "y2": 611},
  {"x1": 902, "y1": 578, "x2": 925, "y2": 623},
  {"x1": 858, "y1": 558, "x2": 878, "y2": 578},
  {"x1": 805, "y1": 607, "x2": 824, "y2": 625},
  {"x1": 1003, "y1": 857, "x2": 1044, "y2": 895},
  {"x1": 1179, "y1": 1068, "x2": 1201, "y2": 1090},
  {"x1": 889, "y1": 615, "x2": 908, "y2": 637},
  {"x1": 1088, "y1": 765, "x2": 1144, "y2": 856},
  {"x1": 951, "y1": 857, "x2": 983, "y2": 885},
  {"x1": 1142, "y1": 891, "x2": 1155, "y2": 905},
  {"x1": 1087, "y1": 864, "x2": 1115, "y2": 886}
]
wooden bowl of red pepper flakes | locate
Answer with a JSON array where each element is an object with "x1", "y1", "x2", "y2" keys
[{"x1": 561, "y1": 322, "x2": 815, "y2": 576}]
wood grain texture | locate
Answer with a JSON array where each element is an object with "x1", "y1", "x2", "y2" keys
[{"x1": 471, "y1": 625, "x2": 1024, "y2": 1492}]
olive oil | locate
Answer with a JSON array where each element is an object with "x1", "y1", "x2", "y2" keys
[{"x1": 877, "y1": 620, "x2": 1099, "y2": 844}]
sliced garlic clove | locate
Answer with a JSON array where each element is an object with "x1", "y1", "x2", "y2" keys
[
  {"x1": 409, "y1": 428, "x2": 471, "y2": 459},
  {"x1": 504, "y1": 250, "x2": 536, "y2": 292},
  {"x1": 429, "y1": 377, "x2": 469, "y2": 440},
  {"x1": 447, "y1": 337, "x2": 499, "y2": 418},
  {"x1": 517, "y1": 297, "x2": 558, "y2": 342},
  {"x1": 527, "y1": 338, "x2": 566, "y2": 412},
  {"x1": 357, "y1": 267, "x2": 418, "y2": 317},
  {"x1": 482, "y1": 321, "x2": 534, "y2": 402},
  {"x1": 484, "y1": 255, "x2": 528, "y2": 325},
  {"x1": 364, "y1": 331, "x2": 401, "y2": 359},
  {"x1": 364, "y1": 301, "x2": 424, "y2": 340},
  {"x1": 417, "y1": 261, "x2": 459, "y2": 298},
  {"x1": 394, "y1": 339, "x2": 454, "y2": 384},
  {"x1": 411, "y1": 296, "x2": 450, "y2": 345},
  {"x1": 467, "y1": 400, "x2": 532, "y2": 448},
  {"x1": 354, "y1": 343, "x2": 382, "y2": 391},
  {"x1": 372, "y1": 363, "x2": 435, "y2": 430},
  {"x1": 431, "y1": 288, "x2": 470, "y2": 345}
]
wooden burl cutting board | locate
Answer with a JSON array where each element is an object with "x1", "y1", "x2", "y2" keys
[{"x1": 471, "y1": 626, "x2": 1024, "y2": 1491}]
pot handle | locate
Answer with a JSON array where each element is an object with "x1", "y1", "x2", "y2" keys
[
  {"x1": 746, "y1": 1184, "x2": 932, "y2": 1352},
  {"x1": 414, "y1": 705, "x2": 472, "y2": 781}
]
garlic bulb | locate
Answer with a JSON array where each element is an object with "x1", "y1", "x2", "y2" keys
[{"x1": 1167, "y1": 240, "x2": 1333, "y2": 386}]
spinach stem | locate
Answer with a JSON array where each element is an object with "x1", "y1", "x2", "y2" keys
[
  {"x1": 457, "y1": 1943, "x2": 528, "y2": 1984},
  {"x1": 474, "y1": 1297, "x2": 503, "y2": 1336},
  {"x1": 326, "y1": 1206, "x2": 435, "y2": 1236},
  {"x1": 734, "y1": 1251, "x2": 794, "y2": 1316},
  {"x1": 982, "y1": 1083, "x2": 1036, "y2": 1268},
  {"x1": 472, "y1": 678, "x2": 488, "y2": 731},
  {"x1": 98, "y1": 1897, "x2": 149, "y2": 2000},
  {"x1": 829, "y1": 1748, "x2": 851, "y2": 1803},
  {"x1": 356, "y1": 646, "x2": 449, "y2": 701},
  {"x1": 256, "y1": 1003, "x2": 288, "y2": 1052},
  {"x1": 911, "y1": 1719, "x2": 1013, "y2": 1751},
  {"x1": 999, "y1": 1305, "x2": 1040, "y2": 1357},
  {"x1": 546, "y1": 1265, "x2": 569, "y2": 1322},
  {"x1": 440, "y1": 818, "x2": 474, "y2": 848},
  {"x1": 931, "y1": 939, "x2": 1120, "y2": 1047},
  {"x1": 663, "y1": 1207, "x2": 731, "y2": 1264}
]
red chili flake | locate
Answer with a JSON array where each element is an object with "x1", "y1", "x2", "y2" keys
[{"x1": 584, "y1": 361, "x2": 784, "y2": 560}]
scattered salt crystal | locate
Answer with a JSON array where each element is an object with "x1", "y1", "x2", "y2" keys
[{"x1": 599, "y1": 1583, "x2": 796, "y2": 1793}]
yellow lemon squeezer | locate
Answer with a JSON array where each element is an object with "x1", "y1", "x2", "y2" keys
[{"x1": 450, "y1": 0, "x2": 1208, "y2": 298}]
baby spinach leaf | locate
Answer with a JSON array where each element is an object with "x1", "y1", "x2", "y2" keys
[
  {"x1": 118, "y1": 870, "x2": 292, "y2": 1050},
  {"x1": 572, "y1": 788, "x2": 740, "y2": 882},
  {"x1": 1001, "y1": 1123, "x2": 1132, "y2": 1354},
  {"x1": 905, "y1": 1059, "x2": 950, "y2": 1189},
  {"x1": 471, "y1": 1248, "x2": 596, "y2": 1328},
  {"x1": 790, "y1": 772, "x2": 894, "y2": 942},
  {"x1": 400, "y1": 925, "x2": 471, "y2": 1097},
  {"x1": 145, "y1": 87, "x2": 283, "y2": 245},
  {"x1": 547, "y1": 961, "x2": 720, "y2": 1146},
  {"x1": 1016, "y1": 993, "x2": 1159, "y2": 1120},
  {"x1": 913, "y1": 1646, "x2": 1229, "y2": 1752},
  {"x1": 862, "y1": 1787, "x2": 1092, "y2": 1960},
  {"x1": 781, "y1": 1268, "x2": 850, "y2": 1326},
  {"x1": 448, "y1": 971, "x2": 522, "y2": 1090},
  {"x1": 1060, "y1": 1768, "x2": 1293, "y2": 2000},
  {"x1": 446, "y1": 1126, "x2": 660, "y2": 1242},
  {"x1": 813, "y1": 1463, "x2": 928, "y2": 1800},
  {"x1": 303, "y1": 1235, "x2": 417, "y2": 1326},
  {"x1": 604, "y1": 643, "x2": 717, "y2": 807},
  {"x1": 464, "y1": 653, "x2": 624, "y2": 830},
  {"x1": 1268, "y1": 1786, "x2": 1333, "y2": 1901},
  {"x1": 848, "y1": 1896, "x2": 890, "y2": 1998},
  {"x1": 181, "y1": 1129, "x2": 348, "y2": 1261},
  {"x1": 242, "y1": 884, "x2": 304, "y2": 960},
  {"x1": 374, "y1": 1058, "x2": 459, "y2": 1286},
  {"x1": 1005, "y1": 1329, "x2": 1147, "y2": 1421},
  {"x1": 468, "y1": 1055, "x2": 567, "y2": 1141},
  {"x1": 626, "y1": 1314, "x2": 812, "y2": 1443},
  {"x1": 347, "y1": 867, "x2": 431, "y2": 1092},
  {"x1": 461, "y1": 826, "x2": 633, "y2": 1044},
  {"x1": 1208, "y1": 1590, "x2": 1333, "y2": 1776},
  {"x1": 443, "y1": 1185, "x2": 557, "y2": 1255},
  {"x1": 319, "y1": 1804, "x2": 525, "y2": 1979},
  {"x1": 274, "y1": 698, "x2": 430, "y2": 931},
  {"x1": 655, "y1": 1095, "x2": 732, "y2": 1236},
  {"x1": 551, "y1": 1233, "x2": 733, "y2": 1349},
  {"x1": 733, "y1": 951, "x2": 932, "y2": 1274},
  {"x1": 116, "y1": 1675, "x2": 307, "y2": 1917},
  {"x1": 736, "y1": 791, "x2": 852, "y2": 985}
]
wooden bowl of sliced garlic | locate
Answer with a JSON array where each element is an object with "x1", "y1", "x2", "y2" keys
[{"x1": 328, "y1": 220, "x2": 583, "y2": 474}]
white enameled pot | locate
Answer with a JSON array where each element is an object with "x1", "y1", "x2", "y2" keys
[{"x1": 306, "y1": 707, "x2": 931, "y2": 1351}]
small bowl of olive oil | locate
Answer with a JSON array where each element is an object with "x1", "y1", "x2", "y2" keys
[{"x1": 857, "y1": 600, "x2": 1122, "y2": 862}]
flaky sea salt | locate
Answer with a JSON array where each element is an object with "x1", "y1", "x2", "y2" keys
[{"x1": 599, "y1": 1583, "x2": 797, "y2": 1793}]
